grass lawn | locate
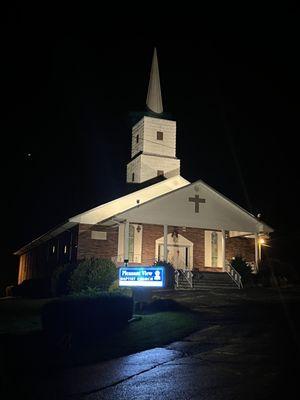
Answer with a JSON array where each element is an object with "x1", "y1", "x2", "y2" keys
[
  {"x1": 0, "y1": 297, "x2": 52, "y2": 334},
  {"x1": 64, "y1": 310, "x2": 202, "y2": 367},
  {"x1": 0, "y1": 297, "x2": 202, "y2": 371}
]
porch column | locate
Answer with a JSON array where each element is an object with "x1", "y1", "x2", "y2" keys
[
  {"x1": 255, "y1": 233, "x2": 259, "y2": 271},
  {"x1": 124, "y1": 220, "x2": 129, "y2": 264},
  {"x1": 163, "y1": 224, "x2": 168, "y2": 262},
  {"x1": 221, "y1": 230, "x2": 226, "y2": 271}
]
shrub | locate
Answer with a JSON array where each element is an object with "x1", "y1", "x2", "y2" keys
[
  {"x1": 12, "y1": 278, "x2": 52, "y2": 298},
  {"x1": 42, "y1": 293, "x2": 133, "y2": 345},
  {"x1": 143, "y1": 298, "x2": 187, "y2": 313},
  {"x1": 230, "y1": 256, "x2": 253, "y2": 285},
  {"x1": 153, "y1": 260, "x2": 175, "y2": 289},
  {"x1": 72, "y1": 287, "x2": 104, "y2": 297},
  {"x1": 51, "y1": 263, "x2": 76, "y2": 296},
  {"x1": 108, "y1": 279, "x2": 133, "y2": 297},
  {"x1": 255, "y1": 258, "x2": 299, "y2": 287},
  {"x1": 69, "y1": 258, "x2": 117, "y2": 294}
]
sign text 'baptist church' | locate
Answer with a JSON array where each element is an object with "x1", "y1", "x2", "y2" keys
[{"x1": 119, "y1": 267, "x2": 165, "y2": 288}]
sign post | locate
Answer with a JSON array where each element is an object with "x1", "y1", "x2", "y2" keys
[{"x1": 119, "y1": 266, "x2": 165, "y2": 312}]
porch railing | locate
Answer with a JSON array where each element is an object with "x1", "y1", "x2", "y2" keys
[
  {"x1": 175, "y1": 269, "x2": 193, "y2": 289},
  {"x1": 225, "y1": 261, "x2": 243, "y2": 289}
]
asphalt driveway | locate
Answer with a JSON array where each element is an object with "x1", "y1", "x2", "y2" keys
[{"x1": 2, "y1": 287, "x2": 300, "y2": 399}]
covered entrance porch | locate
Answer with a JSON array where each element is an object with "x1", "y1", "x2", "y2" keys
[{"x1": 104, "y1": 179, "x2": 273, "y2": 288}]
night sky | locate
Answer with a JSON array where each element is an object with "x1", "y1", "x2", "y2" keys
[{"x1": 2, "y1": 7, "x2": 300, "y2": 285}]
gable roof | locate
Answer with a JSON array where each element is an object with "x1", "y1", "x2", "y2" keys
[
  {"x1": 15, "y1": 175, "x2": 273, "y2": 256},
  {"x1": 14, "y1": 175, "x2": 190, "y2": 255},
  {"x1": 69, "y1": 175, "x2": 190, "y2": 224},
  {"x1": 110, "y1": 179, "x2": 273, "y2": 234}
]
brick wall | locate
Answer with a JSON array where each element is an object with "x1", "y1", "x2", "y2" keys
[
  {"x1": 225, "y1": 236, "x2": 255, "y2": 262},
  {"x1": 77, "y1": 224, "x2": 118, "y2": 260},
  {"x1": 141, "y1": 224, "x2": 164, "y2": 264},
  {"x1": 76, "y1": 223, "x2": 255, "y2": 270}
]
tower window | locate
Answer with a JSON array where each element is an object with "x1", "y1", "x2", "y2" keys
[
  {"x1": 157, "y1": 131, "x2": 163, "y2": 140},
  {"x1": 132, "y1": 172, "x2": 135, "y2": 182},
  {"x1": 136, "y1": 134, "x2": 139, "y2": 143},
  {"x1": 157, "y1": 170, "x2": 164, "y2": 176}
]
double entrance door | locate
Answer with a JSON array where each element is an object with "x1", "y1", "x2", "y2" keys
[{"x1": 159, "y1": 244, "x2": 189, "y2": 269}]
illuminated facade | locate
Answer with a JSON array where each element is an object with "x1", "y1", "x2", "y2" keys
[{"x1": 15, "y1": 49, "x2": 272, "y2": 286}]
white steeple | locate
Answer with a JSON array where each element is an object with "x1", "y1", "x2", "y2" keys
[
  {"x1": 146, "y1": 48, "x2": 163, "y2": 114},
  {"x1": 126, "y1": 48, "x2": 180, "y2": 184}
]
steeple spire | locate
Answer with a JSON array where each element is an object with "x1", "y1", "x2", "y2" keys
[{"x1": 146, "y1": 48, "x2": 163, "y2": 114}]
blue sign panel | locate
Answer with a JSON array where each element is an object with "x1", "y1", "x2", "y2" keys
[{"x1": 119, "y1": 266, "x2": 165, "y2": 288}]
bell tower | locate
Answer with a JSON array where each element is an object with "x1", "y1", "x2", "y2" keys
[{"x1": 126, "y1": 48, "x2": 180, "y2": 184}]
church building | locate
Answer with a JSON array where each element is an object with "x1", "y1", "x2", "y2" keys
[{"x1": 15, "y1": 49, "x2": 273, "y2": 288}]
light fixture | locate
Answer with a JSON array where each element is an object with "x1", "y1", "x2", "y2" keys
[{"x1": 171, "y1": 228, "x2": 178, "y2": 242}]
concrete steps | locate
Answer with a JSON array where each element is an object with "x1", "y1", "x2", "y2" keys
[{"x1": 176, "y1": 271, "x2": 239, "y2": 290}]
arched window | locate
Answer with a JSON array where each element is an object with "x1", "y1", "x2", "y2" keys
[
  {"x1": 129, "y1": 224, "x2": 135, "y2": 262},
  {"x1": 211, "y1": 231, "x2": 218, "y2": 267}
]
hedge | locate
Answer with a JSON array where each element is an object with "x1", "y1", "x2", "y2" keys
[
  {"x1": 69, "y1": 258, "x2": 117, "y2": 293},
  {"x1": 42, "y1": 293, "x2": 133, "y2": 344},
  {"x1": 11, "y1": 278, "x2": 52, "y2": 298},
  {"x1": 51, "y1": 263, "x2": 76, "y2": 296}
]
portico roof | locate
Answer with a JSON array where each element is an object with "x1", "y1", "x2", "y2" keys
[
  {"x1": 69, "y1": 175, "x2": 190, "y2": 225},
  {"x1": 107, "y1": 179, "x2": 273, "y2": 234}
]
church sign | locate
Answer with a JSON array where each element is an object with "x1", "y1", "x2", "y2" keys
[{"x1": 119, "y1": 266, "x2": 165, "y2": 288}]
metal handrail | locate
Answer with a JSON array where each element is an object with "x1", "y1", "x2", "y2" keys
[
  {"x1": 182, "y1": 269, "x2": 193, "y2": 288},
  {"x1": 176, "y1": 268, "x2": 193, "y2": 289},
  {"x1": 225, "y1": 261, "x2": 243, "y2": 289},
  {"x1": 174, "y1": 270, "x2": 179, "y2": 288}
]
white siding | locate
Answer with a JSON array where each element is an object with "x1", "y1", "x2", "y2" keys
[
  {"x1": 143, "y1": 117, "x2": 176, "y2": 158},
  {"x1": 131, "y1": 119, "x2": 145, "y2": 158},
  {"x1": 140, "y1": 154, "x2": 180, "y2": 182},
  {"x1": 127, "y1": 116, "x2": 180, "y2": 183}
]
